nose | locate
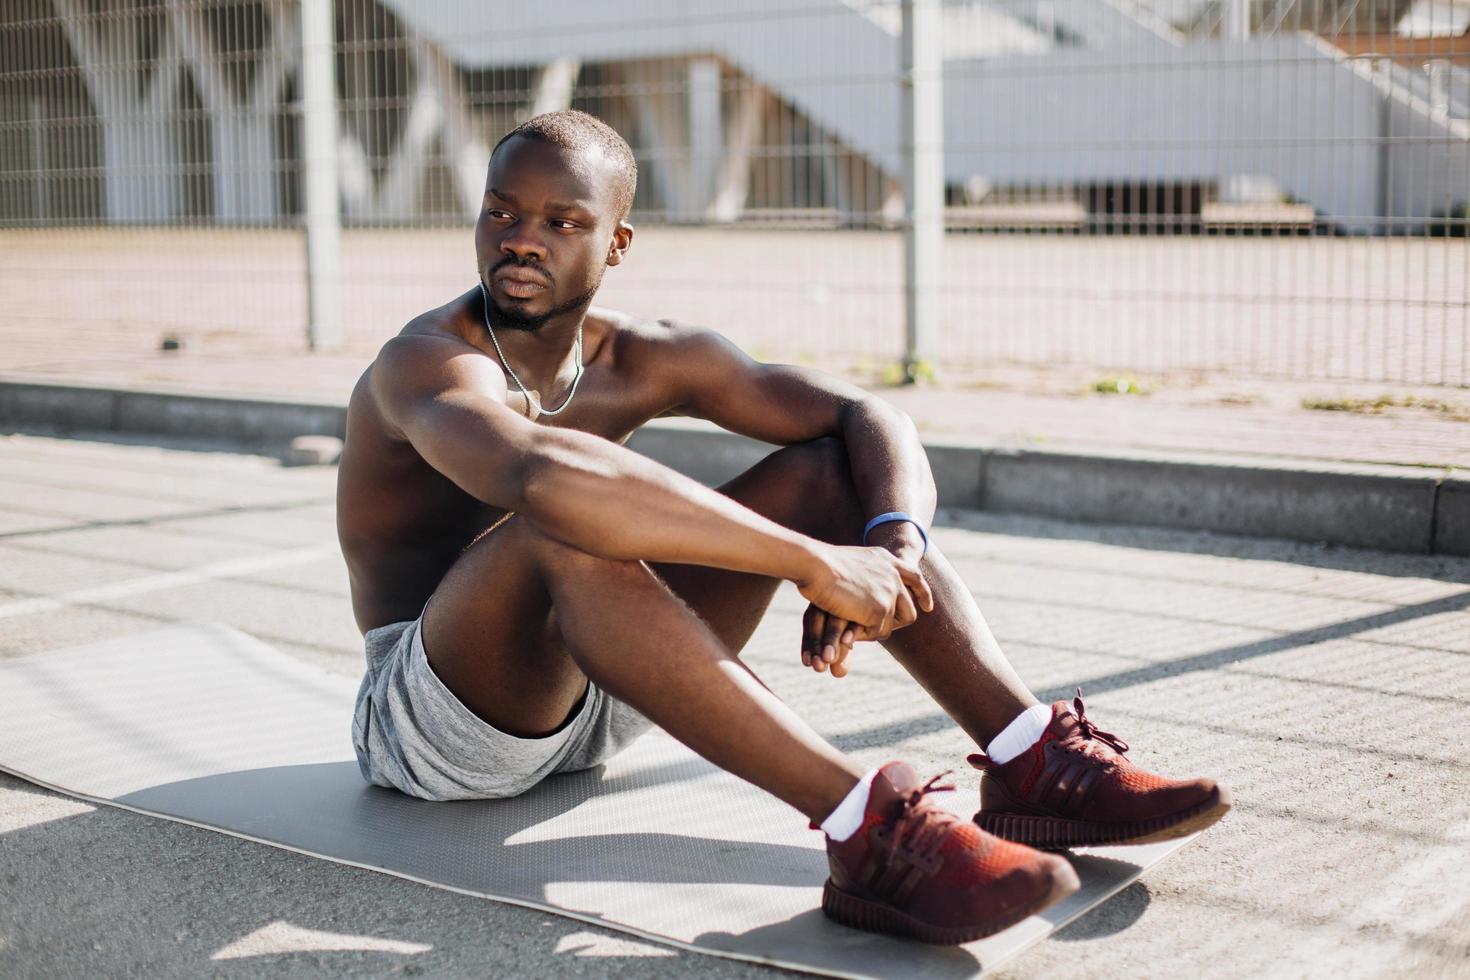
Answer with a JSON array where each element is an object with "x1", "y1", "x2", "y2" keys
[{"x1": 500, "y1": 218, "x2": 548, "y2": 264}]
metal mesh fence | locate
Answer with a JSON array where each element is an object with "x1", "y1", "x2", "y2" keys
[{"x1": 1, "y1": 0, "x2": 1467, "y2": 386}]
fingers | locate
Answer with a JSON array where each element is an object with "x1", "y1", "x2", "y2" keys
[
  {"x1": 894, "y1": 586, "x2": 918, "y2": 630},
  {"x1": 820, "y1": 619, "x2": 857, "y2": 678},
  {"x1": 820, "y1": 614, "x2": 846, "y2": 665},
  {"x1": 872, "y1": 603, "x2": 896, "y2": 644},
  {"x1": 917, "y1": 575, "x2": 935, "y2": 613},
  {"x1": 898, "y1": 560, "x2": 936, "y2": 614},
  {"x1": 852, "y1": 595, "x2": 906, "y2": 644},
  {"x1": 801, "y1": 605, "x2": 824, "y2": 668},
  {"x1": 814, "y1": 552, "x2": 932, "y2": 662},
  {"x1": 830, "y1": 626, "x2": 855, "y2": 677},
  {"x1": 803, "y1": 603, "x2": 861, "y2": 678},
  {"x1": 803, "y1": 605, "x2": 856, "y2": 676}
]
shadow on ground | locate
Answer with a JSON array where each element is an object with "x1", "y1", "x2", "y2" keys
[
  {"x1": 938, "y1": 507, "x2": 1470, "y2": 584},
  {"x1": 1051, "y1": 882, "x2": 1151, "y2": 941}
]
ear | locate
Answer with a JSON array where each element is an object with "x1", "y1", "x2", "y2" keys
[{"x1": 606, "y1": 221, "x2": 634, "y2": 267}]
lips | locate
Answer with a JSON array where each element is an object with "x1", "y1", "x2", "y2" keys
[{"x1": 494, "y1": 270, "x2": 550, "y2": 299}]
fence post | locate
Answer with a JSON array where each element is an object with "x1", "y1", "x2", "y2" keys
[
  {"x1": 302, "y1": 0, "x2": 342, "y2": 352},
  {"x1": 901, "y1": 0, "x2": 942, "y2": 383},
  {"x1": 1223, "y1": 0, "x2": 1250, "y2": 41}
]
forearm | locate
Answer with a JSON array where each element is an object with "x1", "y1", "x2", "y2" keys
[
  {"x1": 519, "y1": 427, "x2": 823, "y2": 582},
  {"x1": 840, "y1": 399, "x2": 936, "y2": 559}
]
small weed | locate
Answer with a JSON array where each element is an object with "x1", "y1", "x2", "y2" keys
[
  {"x1": 1093, "y1": 376, "x2": 1146, "y2": 395},
  {"x1": 1302, "y1": 394, "x2": 1470, "y2": 422},
  {"x1": 907, "y1": 360, "x2": 938, "y2": 384},
  {"x1": 880, "y1": 360, "x2": 937, "y2": 385},
  {"x1": 1303, "y1": 395, "x2": 1395, "y2": 413}
]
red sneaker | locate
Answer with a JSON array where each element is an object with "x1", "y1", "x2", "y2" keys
[
  {"x1": 970, "y1": 691, "x2": 1232, "y2": 849},
  {"x1": 823, "y1": 762, "x2": 1079, "y2": 945}
]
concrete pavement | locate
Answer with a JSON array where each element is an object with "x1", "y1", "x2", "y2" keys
[{"x1": 2, "y1": 432, "x2": 1468, "y2": 978}]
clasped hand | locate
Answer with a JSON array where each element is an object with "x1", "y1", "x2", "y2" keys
[{"x1": 796, "y1": 543, "x2": 934, "y2": 678}]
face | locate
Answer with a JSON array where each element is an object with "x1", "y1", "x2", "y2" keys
[{"x1": 474, "y1": 136, "x2": 632, "y2": 332}]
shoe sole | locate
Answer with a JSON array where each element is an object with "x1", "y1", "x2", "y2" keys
[
  {"x1": 975, "y1": 786, "x2": 1233, "y2": 850},
  {"x1": 820, "y1": 861, "x2": 1080, "y2": 946}
]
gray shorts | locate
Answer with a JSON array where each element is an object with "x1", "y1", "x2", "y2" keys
[{"x1": 351, "y1": 615, "x2": 652, "y2": 801}]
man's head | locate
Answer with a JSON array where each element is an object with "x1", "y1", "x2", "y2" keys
[{"x1": 475, "y1": 109, "x2": 637, "y2": 333}]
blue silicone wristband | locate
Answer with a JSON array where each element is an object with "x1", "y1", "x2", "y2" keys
[{"x1": 862, "y1": 511, "x2": 928, "y2": 556}]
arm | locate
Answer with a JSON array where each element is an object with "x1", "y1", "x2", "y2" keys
[
  {"x1": 666, "y1": 326, "x2": 936, "y2": 563},
  {"x1": 373, "y1": 335, "x2": 926, "y2": 638},
  {"x1": 664, "y1": 325, "x2": 939, "y2": 670}
]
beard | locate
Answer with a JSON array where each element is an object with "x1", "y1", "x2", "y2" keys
[{"x1": 480, "y1": 257, "x2": 603, "y2": 333}]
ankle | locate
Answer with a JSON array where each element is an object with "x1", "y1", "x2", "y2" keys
[
  {"x1": 985, "y1": 702, "x2": 1052, "y2": 765},
  {"x1": 819, "y1": 768, "x2": 880, "y2": 841},
  {"x1": 791, "y1": 762, "x2": 865, "y2": 825}
]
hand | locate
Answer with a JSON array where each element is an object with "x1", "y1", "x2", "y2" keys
[
  {"x1": 795, "y1": 543, "x2": 934, "y2": 676},
  {"x1": 801, "y1": 603, "x2": 859, "y2": 676}
]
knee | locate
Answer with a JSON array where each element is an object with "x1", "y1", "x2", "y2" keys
[
  {"x1": 769, "y1": 437, "x2": 863, "y2": 538},
  {"x1": 777, "y1": 436, "x2": 854, "y2": 491}
]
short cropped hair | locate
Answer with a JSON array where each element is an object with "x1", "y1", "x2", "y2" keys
[{"x1": 493, "y1": 109, "x2": 638, "y2": 220}]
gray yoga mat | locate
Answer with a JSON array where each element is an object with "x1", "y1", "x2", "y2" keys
[{"x1": 0, "y1": 624, "x2": 1195, "y2": 977}]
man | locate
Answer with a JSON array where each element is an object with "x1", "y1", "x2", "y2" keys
[{"x1": 338, "y1": 109, "x2": 1230, "y2": 945}]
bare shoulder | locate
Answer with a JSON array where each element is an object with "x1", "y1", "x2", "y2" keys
[
  {"x1": 590, "y1": 311, "x2": 752, "y2": 417},
  {"x1": 377, "y1": 299, "x2": 486, "y2": 378},
  {"x1": 356, "y1": 301, "x2": 508, "y2": 436},
  {"x1": 597, "y1": 309, "x2": 749, "y2": 372}
]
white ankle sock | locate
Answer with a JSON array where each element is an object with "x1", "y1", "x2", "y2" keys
[
  {"x1": 986, "y1": 703, "x2": 1055, "y2": 765},
  {"x1": 820, "y1": 768, "x2": 880, "y2": 842}
]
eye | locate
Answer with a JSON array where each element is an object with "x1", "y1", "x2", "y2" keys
[
  {"x1": 485, "y1": 208, "x2": 512, "y2": 220},
  {"x1": 550, "y1": 219, "x2": 579, "y2": 230}
]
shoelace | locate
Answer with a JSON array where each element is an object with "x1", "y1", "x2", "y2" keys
[
  {"x1": 888, "y1": 771, "x2": 959, "y2": 866},
  {"x1": 1071, "y1": 687, "x2": 1130, "y2": 756},
  {"x1": 964, "y1": 690, "x2": 1132, "y2": 771}
]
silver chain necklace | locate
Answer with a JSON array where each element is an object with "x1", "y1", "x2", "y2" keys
[{"x1": 478, "y1": 279, "x2": 583, "y2": 418}]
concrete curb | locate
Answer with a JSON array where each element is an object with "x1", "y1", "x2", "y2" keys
[
  {"x1": 1436, "y1": 474, "x2": 1470, "y2": 556},
  {"x1": 3, "y1": 377, "x2": 1466, "y2": 557},
  {"x1": 0, "y1": 378, "x2": 347, "y2": 444}
]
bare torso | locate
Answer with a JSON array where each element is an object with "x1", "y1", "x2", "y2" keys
[{"x1": 337, "y1": 292, "x2": 683, "y2": 633}]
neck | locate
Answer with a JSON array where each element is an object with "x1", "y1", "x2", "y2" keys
[{"x1": 473, "y1": 286, "x2": 586, "y2": 388}]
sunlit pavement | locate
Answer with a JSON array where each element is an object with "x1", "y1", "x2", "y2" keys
[{"x1": 2, "y1": 432, "x2": 1468, "y2": 978}]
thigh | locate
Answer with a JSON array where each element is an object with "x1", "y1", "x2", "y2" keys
[
  {"x1": 423, "y1": 437, "x2": 865, "y2": 732},
  {"x1": 420, "y1": 515, "x2": 589, "y2": 739},
  {"x1": 652, "y1": 437, "x2": 865, "y2": 654}
]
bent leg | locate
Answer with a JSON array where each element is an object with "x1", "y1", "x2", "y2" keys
[
  {"x1": 653, "y1": 437, "x2": 1039, "y2": 747},
  {"x1": 878, "y1": 539, "x2": 1040, "y2": 746},
  {"x1": 647, "y1": 438, "x2": 866, "y2": 653},
  {"x1": 422, "y1": 515, "x2": 861, "y2": 821}
]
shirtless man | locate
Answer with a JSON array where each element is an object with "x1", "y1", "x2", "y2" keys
[{"x1": 338, "y1": 110, "x2": 1230, "y2": 946}]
